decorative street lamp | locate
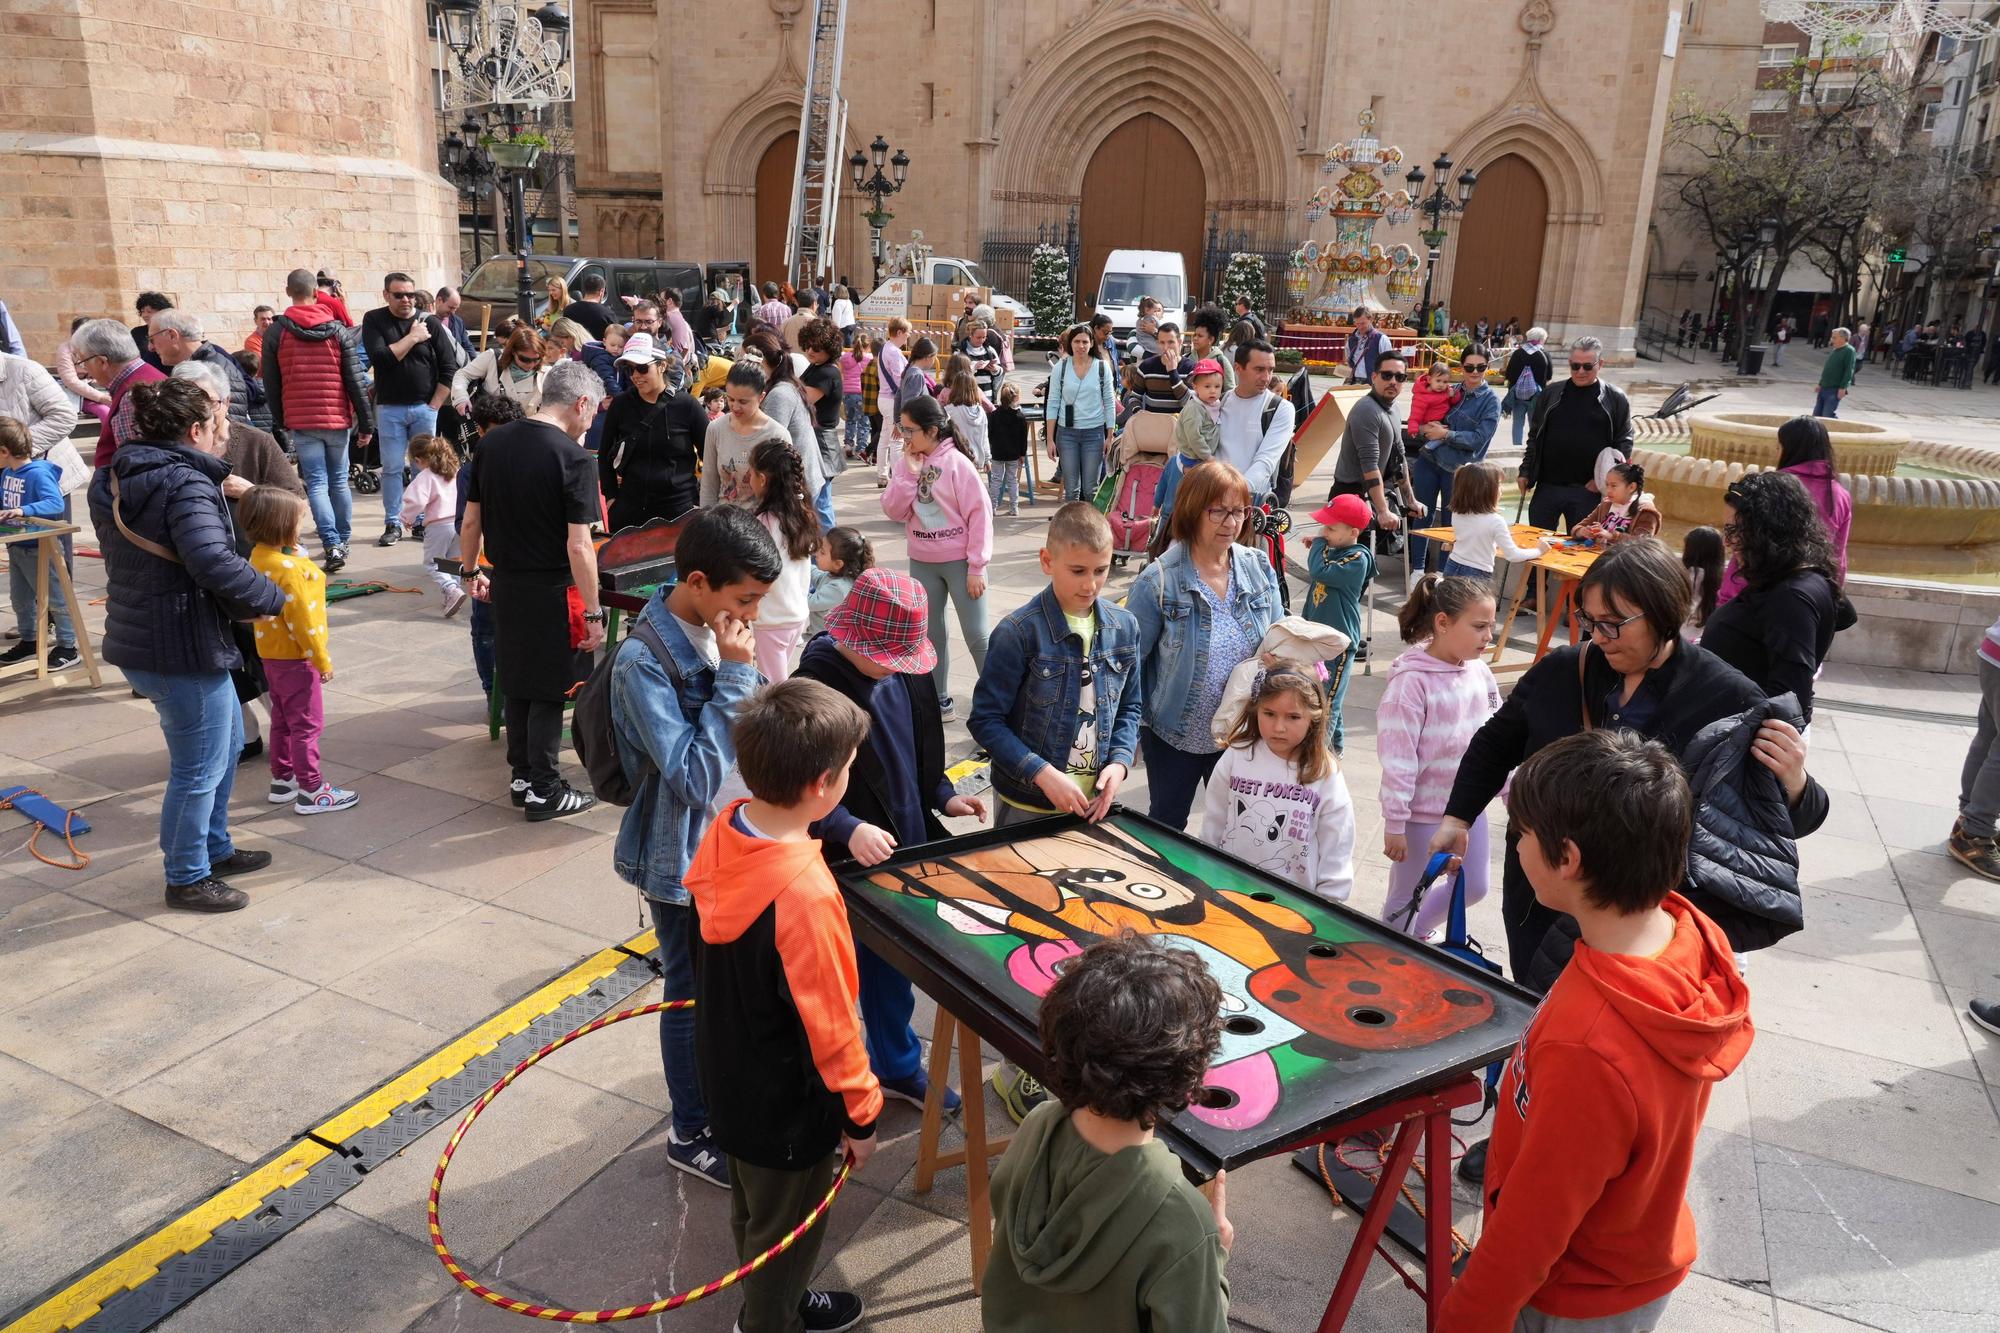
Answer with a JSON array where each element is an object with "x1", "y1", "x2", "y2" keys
[
  {"x1": 441, "y1": 115, "x2": 496, "y2": 266},
  {"x1": 1730, "y1": 218, "x2": 1779, "y2": 375},
  {"x1": 435, "y1": 2, "x2": 575, "y2": 323},
  {"x1": 849, "y1": 135, "x2": 910, "y2": 290},
  {"x1": 1403, "y1": 152, "x2": 1477, "y2": 337}
]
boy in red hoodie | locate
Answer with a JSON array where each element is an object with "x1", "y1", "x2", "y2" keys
[
  {"x1": 686, "y1": 678, "x2": 883, "y2": 1333},
  {"x1": 1440, "y1": 729, "x2": 1752, "y2": 1333}
]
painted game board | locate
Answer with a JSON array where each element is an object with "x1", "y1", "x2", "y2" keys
[{"x1": 839, "y1": 809, "x2": 1537, "y2": 1175}]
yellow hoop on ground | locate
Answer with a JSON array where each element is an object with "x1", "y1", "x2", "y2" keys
[{"x1": 427, "y1": 999, "x2": 853, "y2": 1322}]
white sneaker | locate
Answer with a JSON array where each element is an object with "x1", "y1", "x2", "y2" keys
[
  {"x1": 444, "y1": 588, "x2": 469, "y2": 618},
  {"x1": 268, "y1": 778, "x2": 299, "y2": 804},
  {"x1": 294, "y1": 783, "x2": 360, "y2": 815}
]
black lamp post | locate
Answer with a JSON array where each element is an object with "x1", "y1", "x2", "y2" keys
[
  {"x1": 1730, "y1": 218, "x2": 1779, "y2": 374},
  {"x1": 849, "y1": 135, "x2": 909, "y2": 290},
  {"x1": 1404, "y1": 152, "x2": 1477, "y2": 336},
  {"x1": 441, "y1": 114, "x2": 495, "y2": 267}
]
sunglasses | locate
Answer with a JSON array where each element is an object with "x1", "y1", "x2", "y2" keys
[
  {"x1": 1462, "y1": 361, "x2": 1488, "y2": 371},
  {"x1": 1569, "y1": 360, "x2": 1600, "y2": 372},
  {"x1": 388, "y1": 291, "x2": 417, "y2": 301},
  {"x1": 1375, "y1": 371, "x2": 1408, "y2": 382}
]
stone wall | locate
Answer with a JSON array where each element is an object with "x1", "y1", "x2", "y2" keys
[{"x1": 0, "y1": 0, "x2": 458, "y2": 360}]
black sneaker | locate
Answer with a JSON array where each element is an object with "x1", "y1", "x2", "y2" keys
[
  {"x1": 1457, "y1": 1137, "x2": 1488, "y2": 1185},
  {"x1": 665, "y1": 1128, "x2": 731, "y2": 1188},
  {"x1": 798, "y1": 1290, "x2": 863, "y2": 1333},
  {"x1": 509, "y1": 778, "x2": 530, "y2": 808},
  {"x1": 238, "y1": 738, "x2": 264, "y2": 766},
  {"x1": 523, "y1": 781, "x2": 596, "y2": 822},
  {"x1": 47, "y1": 645, "x2": 81, "y2": 672},
  {"x1": 378, "y1": 524, "x2": 403, "y2": 547},
  {"x1": 323, "y1": 546, "x2": 347, "y2": 574},
  {"x1": 1970, "y1": 998, "x2": 2000, "y2": 1038},
  {"x1": 165, "y1": 876, "x2": 249, "y2": 913},
  {"x1": 210, "y1": 848, "x2": 273, "y2": 876},
  {"x1": 410, "y1": 520, "x2": 425, "y2": 541},
  {"x1": 0, "y1": 641, "x2": 35, "y2": 666}
]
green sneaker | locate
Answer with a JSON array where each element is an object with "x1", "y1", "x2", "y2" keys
[
  {"x1": 993, "y1": 1066, "x2": 1049, "y2": 1125},
  {"x1": 1949, "y1": 820, "x2": 2000, "y2": 882}
]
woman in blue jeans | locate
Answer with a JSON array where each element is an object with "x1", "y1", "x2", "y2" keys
[
  {"x1": 87, "y1": 379, "x2": 287, "y2": 913},
  {"x1": 1129, "y1": 461, "x2": 1282, "y2": 829},
  {"x1": 1044, "y1": 322, "x2": 1118, "y2": 502},
  {"x1": 1406, "y1": 348, "x2": 1502, "y2": 569}
]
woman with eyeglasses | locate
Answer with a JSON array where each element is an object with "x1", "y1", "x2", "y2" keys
[
  {"x1": 1129, "y1": 461, "x2": 1283, "y2": 830},
  {"x1": 1407, "y1": 346, "x2": 1502, "y2": 567},
  {"x1": 599, "y1": 337, "x2": 704, "y2": 531},
  {"x1": 1699, "y1": 472, "x2": 1842, "y2": 722}
]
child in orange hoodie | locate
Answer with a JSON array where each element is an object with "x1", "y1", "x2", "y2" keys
[
  {"x1": 685, "y1": 678, "x2": 884, "y2": 1333},
  {"x1": 1440, "y1": 729, "x2": 1752, "y2": 1333}
]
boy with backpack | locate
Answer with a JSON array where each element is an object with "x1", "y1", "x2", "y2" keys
[{"x1": 601, "y1": 504, "x2": 780, "y2": 1188}]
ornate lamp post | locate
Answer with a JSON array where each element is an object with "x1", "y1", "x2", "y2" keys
[
  {"x1": 436, "y1": 1, "x2": 574, "y2": 322},
  {"x1": 1403, "y1": 152, "x2": 1477, "y2": 337},
  {"x1": 441, "y1": 115, "x2": 496, "y2": 266},
  {"x1": 848, "y1": 136, "x2": 909, "y2": 291}
]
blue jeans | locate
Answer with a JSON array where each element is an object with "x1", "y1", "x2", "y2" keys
[
  {"x1": 469, "y1": 596, "x2": 496, "y2": 694},
  {"x1": 842, "y1": 392, "x2": 867, "y2": 454},
  {"x1": 123, "y1": 668, "x2": 241, "y2": 886},
  {"x1": 1140, "y1": 725, "x2": 1223, "y2": 832},
  {"x1": 1813, "y1": 386, "x2": 1841, "y2": 418},
  {"x1": 814, "y1": 481, "x2": 836, "y2": 531},
  {"x1": 647, "y1": 898, "x2": 708, "y2": 1139},
  {"x1": 1055, "y1": 425, "x2": 1107, "y2": 502},
  {"x1": 858, "y1": 944, "x2": 923, "y2": 1082},
  {"x1": 8, "y1": 539, "x2": 75, "y2": 648},
  {"x1": 1328, "y1": 646, "x2": 1358, "y2": 754},
  {"x1": 1511, "y1": 395, "x2": 1532, "y2": 449},
  {"x1": 1406, "y1": 448, "x2": 1451, "y2": 568},
  {"x1": 291, "y1": 428, "x2": 353, "y2": 550},
  {"x1": 1442, "y1": 556, "x2": 1492, "y2": 580},
  {"x1": 374, "y1": 402, "x2": 436, "y2": 528}
]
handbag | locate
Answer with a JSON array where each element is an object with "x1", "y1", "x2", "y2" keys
[{"x1": 39, "y1": 437, "x2": 91, "y2": 496}]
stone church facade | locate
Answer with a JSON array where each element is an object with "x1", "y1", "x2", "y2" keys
[{"x1": 575, "y1": 0, "x2": 1767, "y2": 361}]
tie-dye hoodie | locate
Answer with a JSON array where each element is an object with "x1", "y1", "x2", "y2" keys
[{"x1": 1376, "y1": 645, "x2": 1502, "y2": 836}]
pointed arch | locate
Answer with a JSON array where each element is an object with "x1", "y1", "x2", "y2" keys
[{"x1": 701, "y1": 89, "x2": 805, "y2": 276}]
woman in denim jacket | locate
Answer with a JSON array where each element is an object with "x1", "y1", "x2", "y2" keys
[
  {"x1": 1407, "y1": 347, "x2": 1502, "y2": 568},
  {"x1": 1129, "y1": 461, "x2": 1282, "y2": 829}
]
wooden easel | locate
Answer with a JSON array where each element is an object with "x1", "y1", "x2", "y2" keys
[
  {"x1": 0, "y1": 517, "x2": 102, "y2": 688},
  {"x1": 911, "y1": 1006, "x2": 1012, "y2": 1292}
]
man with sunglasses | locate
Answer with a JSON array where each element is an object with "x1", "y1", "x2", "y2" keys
[
  {"x1": 362, "y1": 272, "x2": 456, "y2": 547},
  {"x1": 1519, "y1": 335, "x2": 1632, "y2": 535},
  {"x1": 1329, "y1": 348, "x2": 1422, "y2": 538},
  {"x1": 1407, "y1": 348, "x2": 1502, "y2": 567}
]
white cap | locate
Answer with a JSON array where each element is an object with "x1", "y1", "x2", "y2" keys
[{"x1": 616, "y1": 331, "x2": 668, "y2": 366}]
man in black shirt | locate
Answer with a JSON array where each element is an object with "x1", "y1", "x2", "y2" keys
[
  {"x1": 461, "y1": 359, "x2": 609, "y2": 821},
  {"x1": 1519, "y1": 335, "x2": 1633, "y2": 532},
  {"x1": 361, "y1": 272, "x2": 457, "y2": 545},
  {"x1": 564, "y1": 273, "x2": 621, "y2": 340}
]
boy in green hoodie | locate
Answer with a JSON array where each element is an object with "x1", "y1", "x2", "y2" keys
[{"x1": 982, "y1": 932, "x2": 1233, "y2": 1333}]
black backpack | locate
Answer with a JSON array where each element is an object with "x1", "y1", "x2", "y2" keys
[
  {"x1": 1266, "y1": 368, "x2": 1315, "y2": 508},
  {"x1": 571, "y1": 614, "x2": 681, "y2": 807}
]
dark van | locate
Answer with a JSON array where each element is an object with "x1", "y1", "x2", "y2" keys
[{"x1": 460, "y1": 255, "x2": 750, "y2": 345}]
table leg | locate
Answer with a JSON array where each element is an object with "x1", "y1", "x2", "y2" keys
[
  {"x1": 959, "y1": 1018, "x2": 993, "y2": 1292},
  {"x1": 1533, "y1": 574, "x2": 1569, "y2": 661},
  {"x1": 1317, "y1": 1117, "x2": 1424, "y2": 1333},
  {"x1": 30, "y1": 539, "x2": 51, "y2": 680},
  {"x1": 1424, "y1": 1109, "x2": 1454, "y2": 1328},
  {"x1": 46, "y1": 540, "x2": 101, "y2": 686},
  {"x1": 912, "y1": 1005, "x2": 956, "y2": 1194}
]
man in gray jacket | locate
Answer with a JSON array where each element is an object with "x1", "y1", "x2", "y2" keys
[
  {"x1": 1519, "y1": 335, "x2": 1633, "y2": 532},
  {"x1": 1330, "y1": 347, "x2": 1415, "y2": 535}
]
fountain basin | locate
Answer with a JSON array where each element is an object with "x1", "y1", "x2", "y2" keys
[{"x1": 1687, "y1": 412, "x2": 1910, "y2": 476}]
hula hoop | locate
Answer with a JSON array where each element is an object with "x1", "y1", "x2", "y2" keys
[{"x1": 428, "y1": 999, "x2": 853, "y2": 1322}]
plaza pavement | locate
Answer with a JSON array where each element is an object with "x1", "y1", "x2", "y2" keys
[{"x1": 2, "y1": 365, "x2": 1998, "y2": 1331}]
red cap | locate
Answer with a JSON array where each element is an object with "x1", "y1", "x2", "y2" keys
[
  {"x1": 1311, "y1": 494, "x2": 1373, "y2": 530},
  {"x1": 1190, "y1": 358, "x2": 1225, "y2": 379}
]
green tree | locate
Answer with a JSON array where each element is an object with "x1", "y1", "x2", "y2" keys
[{"x1": 1028, "y1": 244, "x2": 1074, "y2": 334}]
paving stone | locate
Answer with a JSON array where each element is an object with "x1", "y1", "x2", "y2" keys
[
  {"x1": 1755, "y1": 1141, "x2": 2000, "y2": 1332},
  {"x1": 1669, "y1": 1271, "x2": 1779, "y2": 1329},
  {"x1": 524, "y1": 978, "x2": 670, "y2": 1112},
  {"x1": 327, "y1": 905, "x2": 607, "y2": 1033},
  {"x1": 1942, "y1": 985, "x2": 2000, "y2": 1093},
  {"x1": 1, "y1": 690, "x2": 158, "y2": 761},
  {"x1": 1690, "y1": 1128, "x2": 1770, "y2": 1288},
  {"x1": 377, "y1": 733, "x2": 519, "y2": 804},
  {"x1": 321, "y1": 650, "x2": 476, "y2": 711},
  {"x1": 157, "y1": 1205, "x2": 453, "y2": 1333},
  {"x1": 810, "y1": 1197, "x2": 983, "y2": 1332},
  {"x1": 1888, "y1": 846, "x2": 2000, "y2": 922},
  {"x1": 189, "y1": 862, "x2": 478, "y2": 986},
  {"x1": 312, "y1": 706, "x2": 485, "y2": 776},
  {"x1": 488, "y1": 841, "x2": 651, "y2": 940},
  {"x1": 1911, "y1": 907, "x2": 2000, "y2": 991},
  {"x1": 116, "y1": 990, "x2": 445, "y2": 1162},
  {"x1": 65, "y1": 825, "x2": 347, "y2": 937},
  {"x1": 2, "y1": 787, "x2": 190, "y2": 891},
  {"x1": 1744, "y1": 949, "x2": 1968, "y2": 1073},
  {"x1": 0, "y1": 1101, "x2": 241, "y2": 1314},
  {"x1": 0, "y1": 889, "x2": 173, "y2": 1014},
  {"x1": 1772, "y1": 887, "x2": 1933, "y2": 982},
  {"x1": 1862, "y1": 794, "x2": 1954, "y2": 854},
  {"x1": 1794, "y1": 831, "x2": 1908, "y2": 908},
  {"x1": 261, "y1": 773, "x2": 478, "y2": 860},
  {"x1": 0, "y1": 1050, "x2": 94, "y2": 1157},
  {"x1": 359, "y1": 801, "x2": 607, "y2": 901}
]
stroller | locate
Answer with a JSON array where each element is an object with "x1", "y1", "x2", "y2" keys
[{"x1": 349, "y1": 435, "x2": 383, "y2": 494}]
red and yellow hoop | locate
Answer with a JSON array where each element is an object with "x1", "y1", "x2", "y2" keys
[{"x1": 427, "y1": 999, "x2": 853, "y2": 1322}]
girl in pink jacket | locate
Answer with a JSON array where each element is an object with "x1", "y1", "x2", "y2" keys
[
  {"x1": 1378, "y1": 573, "x2": 1502, "y2": 938},
  {"x1": 883, "y1": 393, "x2": 991, "y2": 716}
]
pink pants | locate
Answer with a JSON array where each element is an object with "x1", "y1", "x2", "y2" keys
[
  {"x1": 265, "y1": 658, "x2": 324, "y2": 791},
  {"x1": 753, "y1": 622, "x2": 804, "y2": 683}
]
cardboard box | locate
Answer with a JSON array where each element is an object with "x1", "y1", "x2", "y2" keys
[{"x1": 992, "y1": 307, "x2": 1016, "y2": 331}]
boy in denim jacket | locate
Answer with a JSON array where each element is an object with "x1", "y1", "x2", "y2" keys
[
  {"x1": 971, "y1": 502, "x2": 1143, "y2": 829},
  {"x1": 609, "y1": 504, "x2": 778, "y2": 1190}
]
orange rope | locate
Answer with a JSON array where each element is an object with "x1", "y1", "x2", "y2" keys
[{"x1": 0, "y1": 788, "x2": 90, "y2": 871}]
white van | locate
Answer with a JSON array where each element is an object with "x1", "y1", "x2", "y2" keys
[{"x1": 1095, "y1": 249, "x2": 1189, "y2": 335}]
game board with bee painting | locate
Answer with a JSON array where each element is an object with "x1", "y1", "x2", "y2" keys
[{"x1": 838, "y1": 808, "x2": 1536, "y2": 1176}]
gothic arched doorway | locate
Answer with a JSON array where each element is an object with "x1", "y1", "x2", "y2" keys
[
  {"x1": 755, "y1": 131, "x2": 798, "y2": 291},
  {"x1": 1078, "y1": 113, "x2": 1206, "y2": 316},
  {"x1": 1448, "y1": 153, "x2": 1547, "y2": 332}
]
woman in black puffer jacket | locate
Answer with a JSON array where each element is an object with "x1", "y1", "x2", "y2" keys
[{"x1": 89, "y1": 378, "x2": 287, "y2": 915}]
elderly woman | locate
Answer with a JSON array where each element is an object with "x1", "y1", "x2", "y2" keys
[
  {"x1": 1701, "y1": 472, "x2": 1843, "y2": 721},
  {"x1": 1130, "y1": 461, "x2": 1283, "y2": 829},
  {"x1": 452, "y1": 327, "x2": 549, "y2": 415},
  {"x1": 89, "y1": 378, "x2": 287, "y2": 913},
  {"x1": 1500, "y1": 325, "x2": 1552, "y2": 450}
]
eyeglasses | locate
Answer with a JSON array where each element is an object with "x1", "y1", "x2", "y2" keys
[
  {"x1": 1205, "y1": 506, "x2": 1250, "y2": 525},
  {"x1": 1569, "y1": 360, "x2": 1600, "y2": 372},
  {"x1": 1461, "y1": 361, "x2": 1488, "y2": 371},
  {"x1": 1374, "y1": 371, "x2": 1408, "y2": 382},
  {"x1": 1575, "y1": 608, "x2": 1645, "y2": 641}
]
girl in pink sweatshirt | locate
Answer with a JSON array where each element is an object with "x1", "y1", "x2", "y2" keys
[
  {"x1": 400, "y1": 434, "x2": 468, "y2": 617},
  {"x1": 1378, "y1": 573, "x2": 1502, "y2": 938},
  {"x1": 883, "y1": 393, "x2": 991, "y2": 716}
]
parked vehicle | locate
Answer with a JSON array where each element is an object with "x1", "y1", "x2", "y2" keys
[
  {"x1": 861, "y1": 249, "x2": 1033, "y2": 333},
  {"x1": 460, "y1": 255, "x2": 749, "y2": 346},
  {"x1": 1094, "y1": 249, "x2": 1189, "y2": 336}
]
